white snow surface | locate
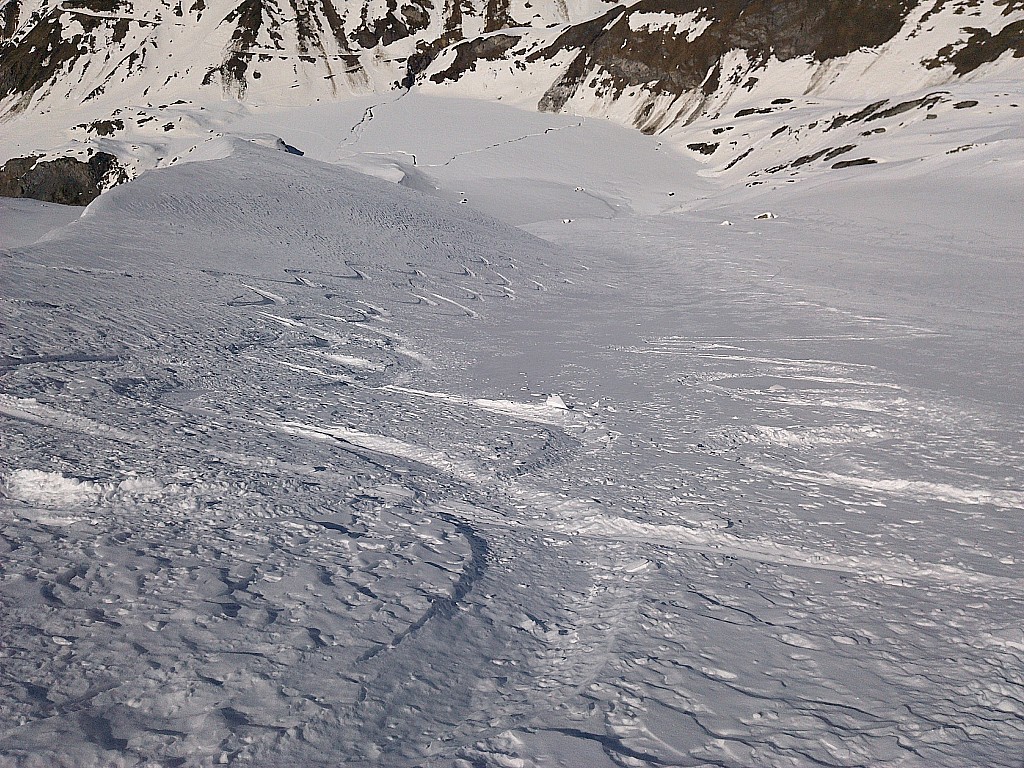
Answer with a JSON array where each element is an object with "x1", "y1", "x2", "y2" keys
[
  {"x1": 1, "y1": 90, "x2": 1023, "y2": 768},
  {"x1": 627, "y1": 11, "x2": 712, "y2": 42}
]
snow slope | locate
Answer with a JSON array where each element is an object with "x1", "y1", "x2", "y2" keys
[{"x1": 2, "y1": 93, "x2": 1023, "y2": 767}]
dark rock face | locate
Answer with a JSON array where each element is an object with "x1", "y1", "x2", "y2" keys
[
  {"x1": 832, "y1": 157, "x2": 879, "y2": 168},
  {"x1": 0, "y1": 152, "x2": 128, "y2": 205},
  {"x1": 533, "y1": 0, "x2": 915, "y2": 129},
  {"x1": 0, "y1": 0, "x2": 164, "y2": 110},
  {"x1": 927, "y1": 18, "x2": 1024, "y2": 73},
  {"x1": 1, "y1": 0, "x2": 20, "y2": 40},
  {"x1": 0, "y1": 8, "x2": 102, "y2": 108},
  {"x1": 429, "y1": 33, "x2": 521, "y2": 83}
]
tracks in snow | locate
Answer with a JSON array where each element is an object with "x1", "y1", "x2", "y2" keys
[{"x1": 3, "y1": 149, "x2": 1023, "y2": 768}]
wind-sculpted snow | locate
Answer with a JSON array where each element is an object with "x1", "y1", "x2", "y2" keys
[
  {"x1": 2, "y1": 143, "x2": 1024, "y2": 767},
  {"x1": 0, "y1": 144, "x2": 581, "y2": 766}
]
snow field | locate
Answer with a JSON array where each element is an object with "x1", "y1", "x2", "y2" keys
[{"x1": 1, "y1": 94, "x2": 1022, "y2": 767}]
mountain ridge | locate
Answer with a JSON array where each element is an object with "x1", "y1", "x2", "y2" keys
[{"x1": 0, "y1": 0, "x2": 1021, "y2": 201}]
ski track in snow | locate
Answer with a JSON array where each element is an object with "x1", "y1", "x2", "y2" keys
[
  {"x1": 1, "y1": 144, "x2": 1022, "y2": 768},
  {"x1": 424, "y1": 121, "x2": 587, "y2": 169}
]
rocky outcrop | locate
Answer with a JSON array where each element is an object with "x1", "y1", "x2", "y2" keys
[
  {"x1": 927, "y1": 17, "x2": 1024, "y2": 73},
  {"x1": 531, "y1": 0, "x2": 915, "y2": 129},
  {"x1": 0, "y1": 152, "x2": 127, "y2": 205},
  {"x1": 429, "y1": 33, "x2": 521, "y2": 83},
  {"x1": 408, "y1": 0, "x2": 1023, "y2": 135}
]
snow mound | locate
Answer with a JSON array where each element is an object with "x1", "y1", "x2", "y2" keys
[
  {"x1": 4, "y1": 469, "x2": 101, "y2": 507},
  {"x1": 3, "y1": 470, "x2": 168, "y2": 509}
]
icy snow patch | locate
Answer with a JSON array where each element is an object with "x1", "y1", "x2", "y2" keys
[
  {"x1": 4, "y1": 469, "x2": 101, "y2": 507},
  {"x1": 3, "y1": 469, "x2": 168, "y2": 510},
  {"x1": 627, "y1": 11, "x2": 712, "y2": 42},
  {"x1": 760, "y1": 465, "x2": 1024, "y2": 509},
  {"x1": 277, "y1": 422, "x2": 488, "y2": 483},
  {"x1": 384, "y1": 385, "x2": 579, "y2": 426}
]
